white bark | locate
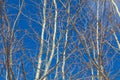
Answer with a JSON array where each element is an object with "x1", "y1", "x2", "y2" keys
[
  {"x1": 91, "y1": 41, "x2": 96, "y2": 80},
  {"x1": 62, "y1": 29, "x2": 68, "y2": 80},
  {"x1": 96, "y1": 0, "x2": 99, "y2": 58},
  {"x1": 111, "y1": 0, "x2": 120, "y2": 49},
  {"x1": 11, "y1": 0, "x2": 24, "y2": 38},
  {"x1": 35, "y1": 0, "x2": 47, "y2": 80},
  {"x1": 62, "y1": 2, "x2": 70, "y2": 79},
  {"x1": 54, "y1": 43, "x2": 59, "y2": 80},
  {"x1": 91, "y1": 64, "x2": 94, "y2": 80},
  {"x1": 96, "y1": 0, "x2": 100, "y2": 79},
  {"x1": 111, "y1": 0, "x2": 120, "y2": 17},
  {"x1": 43, "y1": 0, "x2": 57, "y2": 79},
  {"x1": 113, "y1": 30, "x2": 120, "y2": 49}
]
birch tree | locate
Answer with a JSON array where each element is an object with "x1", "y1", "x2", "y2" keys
[
  {"x1": 35, "y1": 0, "x2": 47, "y2": 80},
  {"x1": 0, "y1": 0, "x2": 24, "y2": 80},
  {"x1": 0, "y1": 0, "x2": 120, "y2": 80}
]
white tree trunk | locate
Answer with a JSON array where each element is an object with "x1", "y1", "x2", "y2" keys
[
  {"x1": 111, "y1": 0, "x2": 120, "y2": 49},
  {"x1": 62, "y1": 29, "x2": 68, "y2": 80},
  {"x1": 43, "y1": 0, "x2": 57, "y2": 79},
  {"x1": 113, "y1": 31, "x2": 120, "y2": 49},
  {"x1": 62, "y1": 2, "x2": 70, "y2": 79},
  {"x1": 54, "y1": 43, "x2": 59, "y2": 80},
  {"x1": 35, "y1": 0, "x2": 47, "y2": 80},
  {"x1": 96, "y1": 0, "x2": 100, "y2": 79},
  {"x1": 111, "y1": 0, "x2": 120, "y2": 17}
]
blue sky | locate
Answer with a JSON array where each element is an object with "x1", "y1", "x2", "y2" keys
[{"x1": 0, "y1": 0, "x2": 120, "y2": 80}]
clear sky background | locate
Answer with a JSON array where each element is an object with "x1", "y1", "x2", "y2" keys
[{"x1": 0, "y1": 0, "x2": 120, "y2": 80}]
